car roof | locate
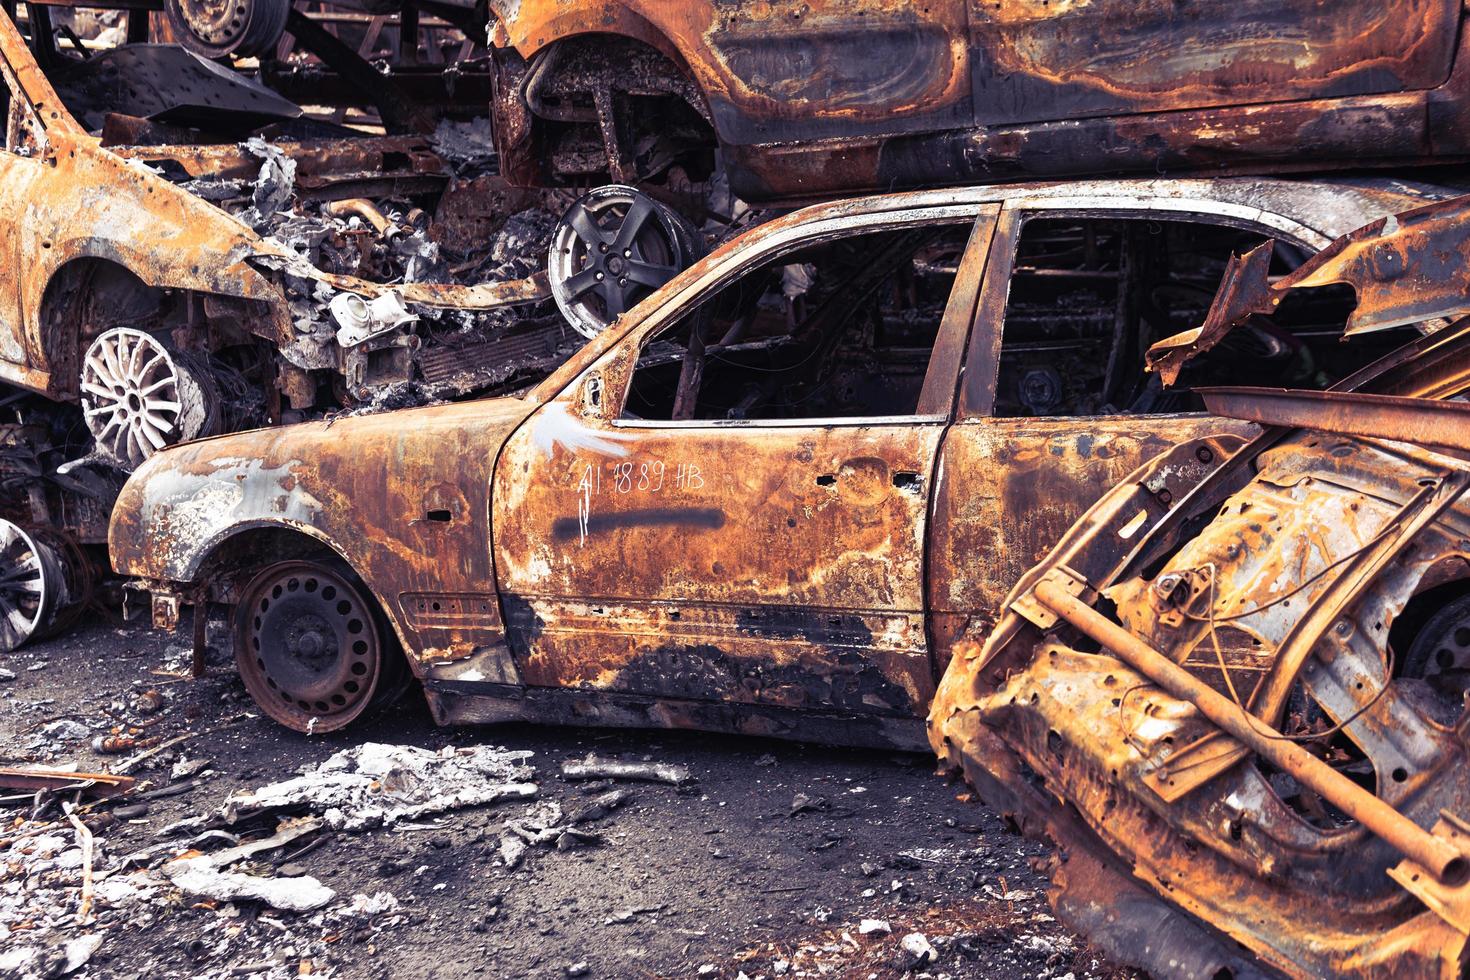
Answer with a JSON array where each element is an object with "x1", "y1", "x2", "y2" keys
[{"x1": 780, "y1": 175, "x2": 1458, "y2": 243}]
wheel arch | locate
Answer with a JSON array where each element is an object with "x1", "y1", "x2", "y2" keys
[
  {"x1": 496, "y1": 4, "x2": 688, "y2": 68},
  {"x1": 493, "y1": 14, "x2": 724, "y2": 177},
  {"x1": 186, "y1": 521, "x2": 416, "y2": 657},
  {"x1": 34, "y1": 257, "x2": 161, "y2": 401}
]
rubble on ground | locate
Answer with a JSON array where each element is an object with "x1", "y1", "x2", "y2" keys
[{"x1": 218, "y1": 742, "x2": 538, "y2": 832}]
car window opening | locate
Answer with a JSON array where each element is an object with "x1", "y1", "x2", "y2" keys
[
  {"x1": 622, "y1": 222, "x2": 973, "y2": 422},
  {"x1": 992, "y1": 216, "x2": 1420, "y2": 418}
]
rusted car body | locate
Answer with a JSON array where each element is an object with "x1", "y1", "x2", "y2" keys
[
  {"x1": 929, "y1": 196, "x2": 1470, "y2": 977},
  {"x1": 107, "y1": 176, "x2": 1444, "y2": 747},
  {"x1": 486, "y1": 0, "x2": 1470, "y2": 202},
  {"x1": 0, "y1": 3, "x2": 569, "y2": 643}
]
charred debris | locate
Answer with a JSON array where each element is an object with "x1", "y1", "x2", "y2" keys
[{"x1": 931, "y1": 196, "x2": 1470, "y2": 978}]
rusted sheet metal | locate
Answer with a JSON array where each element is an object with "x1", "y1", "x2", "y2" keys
[
  {"x1": 1145, "y1": 241, "x2": 1276, "y2": 387},
  {"x1": 109, "y1": 135, "x2": 445, "y2": 186},
  {"x1": 107, "y1": 396, "x2": 535, "y2": 666},
  {"x1": 0, "y1": 767, "x2": 136, "y2": 798},
  {"x1": 489, "y1": 0, "x2": 1470, "y2": 200},
  {"x1": 1033, "y1": 570, "x2": 1470, "y2": 881},
  {"x1": 1149, "y1": 194, "x2": 1470, "y2": 383},
  {"x1": 931, "y1": 425, "x2": 1470, "y2": 977},
  {"x1": 930, "y1": 192, "x2": 1470, "y2": 975},
  {"x1": 1201, "y1": 386, "x2": 1470, "y2": 454},
  {"x1": 926, "y1": 416, "x2": 1259, "y2": 630},
  {"x1": 492, "y1": 402, "x2": 941, "y2": 727}
]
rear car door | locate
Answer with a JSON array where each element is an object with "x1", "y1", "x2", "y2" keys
[
  {"x1": 927, "y1": 196, "x2": 1426, "y2": 658},
  {"x1": 702, "y1": 0, "x2": 972, "y2": 144},
  {"x1": 968, "y1": 0, "x2": 1459, "y2": 126},
  {"x1": 494, "y1": 203, "x2": 998, "y2": 745}
]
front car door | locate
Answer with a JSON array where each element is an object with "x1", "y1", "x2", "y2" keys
[
  {"x1": 494, "y1": 202, "x2": 999, "y2": 748},
  {"x1": 928, "y1": 193, "x2": 1428, "y2": 663}
]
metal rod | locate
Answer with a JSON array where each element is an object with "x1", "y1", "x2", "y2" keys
[
  {"x1": 1033, "y1": 578, "x2": 1467, "y2": 881},
  {"x1": 191, "y1": 603, "x2": 206, "y2": 679}
]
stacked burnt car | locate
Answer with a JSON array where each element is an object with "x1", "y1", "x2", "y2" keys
[{"x1": 4, "y1": 0, "x2": 1470, "y2": 976}]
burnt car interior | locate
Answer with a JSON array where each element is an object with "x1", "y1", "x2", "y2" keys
[
  {"x1": 623, "y1": 223, "x2": 972, "y2": 421},
  {"x1": 992, "y1": 216, "x2": 1421, "y2": 417},
  {"x1": 621, "y1": 214, "x2": 1428, "y2": 424}
]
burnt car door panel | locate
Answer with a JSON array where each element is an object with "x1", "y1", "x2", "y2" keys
[
  {"x1": 929, "y1": 200, "x2": 1422, "y2": 652},
  {"x1": 968, "y1": 0, "x2": 1459, "y2": 127},
  {"x1": 703, "y1": 0, "x2": 972, "y2": 143},
  {"x1": 493, "y1": 206, "x2": 999, "y2": 720}
]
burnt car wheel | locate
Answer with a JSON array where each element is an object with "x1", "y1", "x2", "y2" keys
[
  {"x1": 235, "y1": 560, "x2": 402, "y2": 733},
  {"x1": 1403, "y1": 592, "x2": 1470, "y2": 702},
  {"x1": 0, "y1": 520, "x2": 84, "y2": 653},
  {"x1": 549, "y1": 185, "x2": 700, "y2": 339},
  {"x1": 164, "y1": 0, "x2": 291, "y2": 59},
  {"x1": 80, "y1": 328, "x2": 219, "y2": 471}
]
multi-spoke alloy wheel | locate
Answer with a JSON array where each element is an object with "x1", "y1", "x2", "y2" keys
[
  {"x1": 236, "y1": 561, "x2": 395, "y2": 733},
  {"x1": 548, "y1": 185, "x2": 699, "y2": 338},
  {"x1": 0, "y1": 520, "x2": 71, "y2": 652},
  {"x1": 1404, "y1": 593, "x2": 1470, "y2": 701},
  {"x1": 80, "y1": 328, "x2": 216, "y2": 471}
]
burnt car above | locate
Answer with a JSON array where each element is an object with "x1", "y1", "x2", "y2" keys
[
  {"x1": 485, "y1": 0, "x2": 1470, "y2": 204},
  {"x1": 930, "y1": 196, "x2": 1470, "y2": 978},
  {"x1": 0, "y1": 3, "x2": 583, "y2": 648},
  {"x1": 108, "y1": 176, "x2": 1448, "y2": 747}
]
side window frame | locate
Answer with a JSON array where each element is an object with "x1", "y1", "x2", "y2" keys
[
  {"x1": 956, "y1": 198, "x2": 1329, "y2": 421},
  {"x1": 594, "y1": 204, "x2": 1000, "y2": 430}
]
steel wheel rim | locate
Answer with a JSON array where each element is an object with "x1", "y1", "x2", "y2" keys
[
  {"x1": 0, "y1": 520, "x2": 57, "y2": 652},
  {"x1": 165, "y1": 0, "x2": 289, "y2": 57},
  {"x1": 236, "y1": 561, "x2": 384, "y2": 733},
  {"x1": 1405, "y1": 594, "x2": 1470, "y2": 702},
  {"x1": 81, "y1": 328, "x2": 206, "y2": 470},
  {"x1": 549, "y1": 185, "x2": 690, "y2": 339}
]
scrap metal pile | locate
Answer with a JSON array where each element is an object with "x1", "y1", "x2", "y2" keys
[{"x1": 930, "y1": 197, "x2": 1470, "y2": 977}]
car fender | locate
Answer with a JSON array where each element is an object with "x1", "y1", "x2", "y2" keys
[{"x1": 109, "y1": 396, "x2": 537, "y2": 666}]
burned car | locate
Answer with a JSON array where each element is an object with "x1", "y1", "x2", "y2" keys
[
  {"x1": 484, "y1": 0, "x2": 1470, "y2": 204},
  {"x1": 106, "y1": 176, "x2": 1447, "y2": 746},
  {"x1": 0, "y1": 5, "x2": 587, "y2": 647},
  {"x1": 929, "y1": 197, "x2": 1470, "y2": 977}
]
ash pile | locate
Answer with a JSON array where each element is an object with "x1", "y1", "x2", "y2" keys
[{"x1": 0, "y1": 742, "x2": 654, "y2": 980}]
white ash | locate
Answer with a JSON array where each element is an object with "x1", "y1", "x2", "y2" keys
[{"x1": 221, "y1": 742, "x2": 537, "y2": 832}]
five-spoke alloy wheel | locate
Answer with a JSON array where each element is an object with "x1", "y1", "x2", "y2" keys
[{"x1": 548, "y1": 185, "x2": 700, "y2": 339}]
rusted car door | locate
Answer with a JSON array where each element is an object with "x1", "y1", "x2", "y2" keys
[
  {"x1": 968, "y1": 0, "x2": 1459, "y2": 126},
  {"x1": 702, "y1": 0, "x2": 972, "y2": 144},
  {"x1": 925, "y1": 199, "x2": 1393, "y2": 659},
  {"x1": 494, "y1": 205, "x2": 999, "y2": 728}
]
